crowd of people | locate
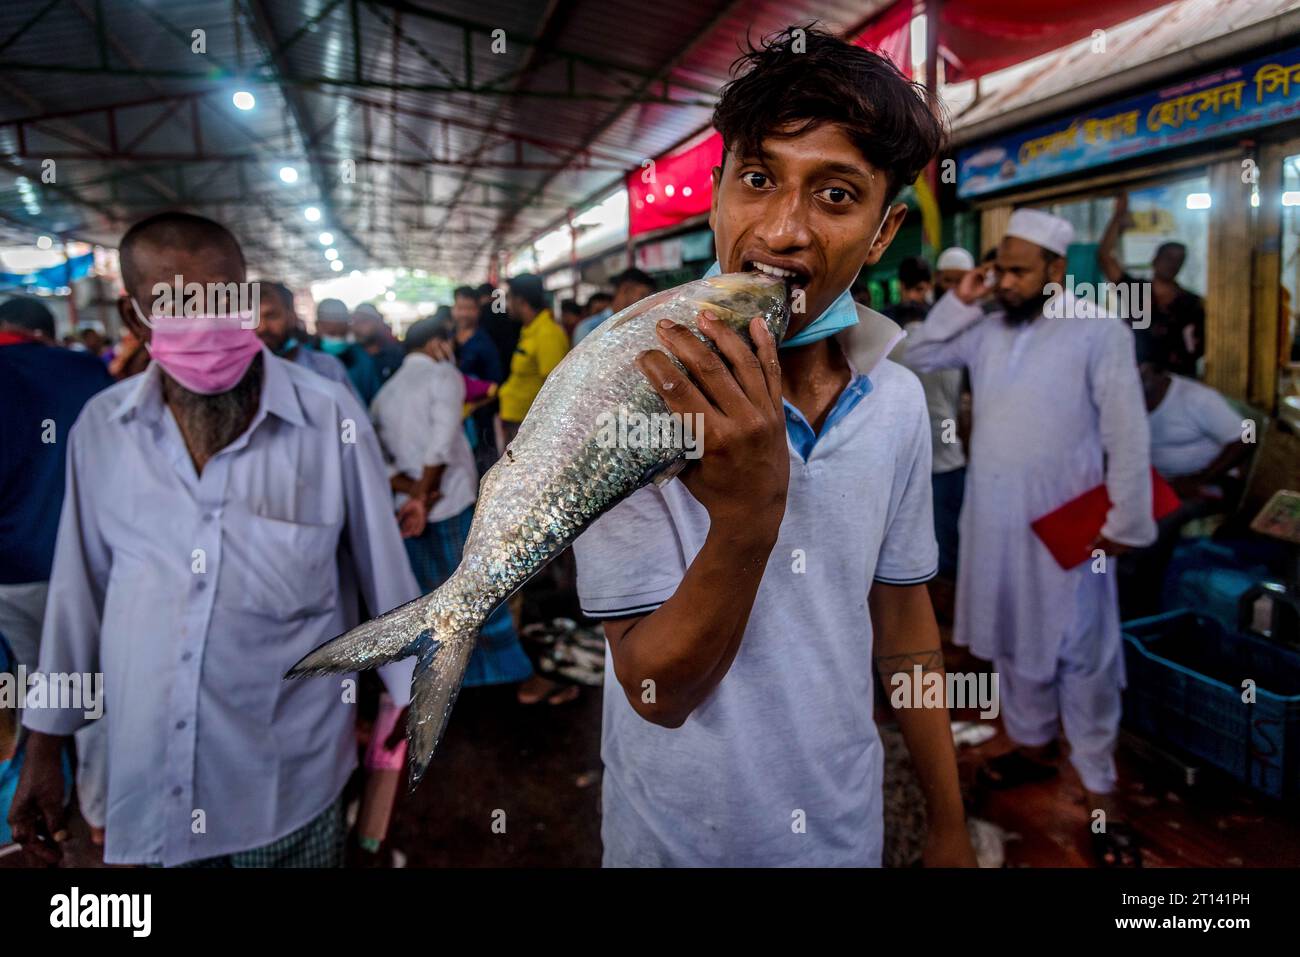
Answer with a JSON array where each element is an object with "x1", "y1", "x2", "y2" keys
[{"x1": 0, "y1": 26, "x2": 1258, "y2": 870}]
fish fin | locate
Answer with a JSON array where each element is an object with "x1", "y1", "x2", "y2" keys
[
  {"x1": 406, "y1": 627, "x2": 478, "y2": 788},
  {"x1": 285, "y1": 593, "x2": 433, "y2": 678},
  {"x1": 601, "y1": 286, "x2": 685, "y2": 333},
  {"x1": 650, "y1": 456, "x2": 688, "y2": 487}
]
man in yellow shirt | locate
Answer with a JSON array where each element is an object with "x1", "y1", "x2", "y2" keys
[
  {"x1": 492, "y1": 272, "x2": 580, "y2": 708},
  {"x1": 497, "y1": 273, "x2": 570, "y2": 443}
]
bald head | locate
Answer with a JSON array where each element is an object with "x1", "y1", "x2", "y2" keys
[
  {"x1": 116, "y1": 212, "x2": 249, "y2": 344},
  {"x1": 119, "y1": 211, "x2": 245, "y2": 304}
]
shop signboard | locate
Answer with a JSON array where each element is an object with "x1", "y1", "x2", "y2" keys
[{"x1": 958, "y1": 43, "x2": 1300, "y2": 198}]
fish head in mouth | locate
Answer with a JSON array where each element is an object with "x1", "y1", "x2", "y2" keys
[{"x1": 692, "y1": 271, "x2": 791, "y2": 345}]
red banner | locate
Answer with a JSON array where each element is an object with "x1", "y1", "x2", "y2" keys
[
  {"x1": 852, "y1": 0, "x2": 913, "y2": 77},
  {"x1": 627, "y1": 131, "x2": 721, "y2": 237},
  {"x1": 940, "y1": 0, "x2": 1166, "y2": 82}
]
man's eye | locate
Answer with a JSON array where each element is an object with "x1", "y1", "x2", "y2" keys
[
  {"x1": 741, "y1": 172, "x2": 771, "y2": 189},
  {"x1": 817, "y1": 187, "x2": 853, "y2": 205}
]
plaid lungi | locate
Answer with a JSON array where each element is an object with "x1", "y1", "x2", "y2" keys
[
  {"x1": 404, "y1": 504, "x2": 533, "y2": 688},
  {"x1": 162, "y1": 794, "x2": 346, "y2": 868}
]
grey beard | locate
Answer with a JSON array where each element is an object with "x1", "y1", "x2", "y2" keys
[{"x1": 163, "y1": 353, "x2": 264, "y2": 459}]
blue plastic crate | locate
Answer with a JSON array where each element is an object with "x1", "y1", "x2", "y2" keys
[
  {"x1": 1122, "y1": 610, "x2": 1300, "y2": 801},
  {"x1": 1161, "y1": 541, "x2": 1270, "y2": 630}
]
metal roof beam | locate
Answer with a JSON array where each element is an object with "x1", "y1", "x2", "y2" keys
[
  {"x1": 358, "y1": 0, "x2": 719, "y2": 97},
  {"x1": 0, "y1": 0, "x2": 63, "y2": 57},
  {"x1": 242, "y1": 0, "x2": 375, "y2": 265},
  {"x1": 473, "y1": 0, "x2": 742, "y2": 271},
  {"x1": 0, "y1": 60, "x2": 714, "y2": 106},
  {"x1": 429, "y1": 0, "x2": 580, "y2": 268}
]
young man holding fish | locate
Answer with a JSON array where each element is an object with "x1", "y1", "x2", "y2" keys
[{"x1": 573, "y1": 28, "x2": 976, "y2": 866}]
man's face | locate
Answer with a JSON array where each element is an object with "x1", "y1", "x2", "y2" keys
[
  {"x1": 935, "y1": 269, "x2": 965, "y2": 297},
  {"x1": 1153, "y1": 245, "x2": 1185, "y2": 282},
  {"x1": 1138, "y1": 360, "x2": 1168, "y2": 409},
  {"x1": 993, "y1": 236, "x2": 1061, "y2": 315},
  {"x1": 257, "y1": 291, "x2": 294, "y2": 352},
  {"x1": 118, "y1": 242, "x2": 246, "y2": 344},
  {"x1": 452, "y1": 294, "x2": 478, "y2": 327},
  {"x1": 352, "y1": 316, "x2": 380, "y2": 342},
  {"x1": 316, "y1": 317, "x2": 349, "y2": 339},
  {"x1": 901, "y1": 281, "x2": 932, "y2": 304},
  {"x1": 506, "y1": 292, "x2": 528, "y2": 322},
  {"x1": 611, "y1": 281, "x2": 653, "y2": 314},
  {"x1": 709, "y1": 122, "x2": 905, "y2": 335}
]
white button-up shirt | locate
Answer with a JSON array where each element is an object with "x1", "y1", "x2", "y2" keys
[
  {"x1": 23, "y1": 349, "x2": 418, "y2": 866},
  {"x1": 369, "y1": 351, "x2": 478, "y2": 523}
]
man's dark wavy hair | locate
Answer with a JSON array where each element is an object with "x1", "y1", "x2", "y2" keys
[{"x1": 711, "y1": 25, "x2": 946, "y2": 206}]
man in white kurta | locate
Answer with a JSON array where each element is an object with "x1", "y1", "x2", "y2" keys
[{"x1": 904, "y1": 209, "x2": 1155, "y2": 825}]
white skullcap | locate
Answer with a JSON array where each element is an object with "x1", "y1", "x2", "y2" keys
[
  {"x1": 936, "y1": 247, "x2": 975, "y2": 271},
  {"x1": 1004, "y1": 208, "x2": 1074, "y2": 257}
]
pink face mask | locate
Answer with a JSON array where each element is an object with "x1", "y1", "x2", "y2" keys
[{"x1": 145, "y1": 313, "x2": 263, "y2": 395}]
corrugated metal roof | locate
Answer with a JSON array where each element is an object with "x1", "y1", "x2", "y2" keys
[{"x1": 0, "y1": 0, "x2": 885, "y2": 282}]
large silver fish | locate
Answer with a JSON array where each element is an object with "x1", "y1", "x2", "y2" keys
[{"x1": 287, "y1": 272, "x2": 790, "y2": 783}]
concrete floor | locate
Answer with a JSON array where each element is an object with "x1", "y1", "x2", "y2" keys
[{"x1": 386, "y1": 681, "x2": 603, "y2": 867}]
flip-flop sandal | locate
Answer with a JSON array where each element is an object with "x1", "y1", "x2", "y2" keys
[
  {"x1": 1092, "y1": 821, "x2": 1143, "y2": 868},
  {"x1": 976, "y1": 750, "x2": 1060, "y2": 790}
]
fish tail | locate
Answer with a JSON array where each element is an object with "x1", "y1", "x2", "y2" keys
[
  {"x1": 285, "y1": 592, "x2": 437, "y2": 678},
  {"x1": 405, "y1": 618, "x2": 479, "y2": 788},
  {"x1": 285, "y1": 583, "x2": 487, "y2": 787}
]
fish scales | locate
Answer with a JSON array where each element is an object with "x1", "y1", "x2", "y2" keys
[{"x1": 287, "y1": 272, "x2": 789, "y2": 783}]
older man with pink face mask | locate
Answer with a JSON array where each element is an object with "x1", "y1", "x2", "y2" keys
[{"x1": 9, "y1": 212, "x2": 421, "y2": 868}]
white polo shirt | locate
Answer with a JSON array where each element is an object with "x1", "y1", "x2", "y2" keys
[{"x1": 574, "y1": 347, "x2": 937, "y2": 867}]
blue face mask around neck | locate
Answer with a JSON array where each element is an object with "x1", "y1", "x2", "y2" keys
[
  {"x1": 702, "y1": 261, "x2": 858, "y2": 348},
  {"x1": 702, "y1": 216, "x2": 882, "y2": 348}
]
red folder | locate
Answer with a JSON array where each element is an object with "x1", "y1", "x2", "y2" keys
[{"x1": 1031, "y1": 469, "x2": 1180, "y2": 570}]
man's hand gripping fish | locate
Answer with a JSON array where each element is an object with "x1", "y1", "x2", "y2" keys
[{"x1": 286, "y1": 272, "x2": 790, "y2": 784}]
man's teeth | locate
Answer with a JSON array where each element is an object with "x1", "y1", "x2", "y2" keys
[{"x1": 750, "y1": 261, "x2": 798, "y2": 280}]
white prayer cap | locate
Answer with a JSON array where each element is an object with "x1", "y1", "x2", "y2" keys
[
  {"x1": 936, "y1": 247, "x2": 975, "y2": 271},
  {"x1": 1004, "y1": 208, "x2": 1074, "y2": 257}
]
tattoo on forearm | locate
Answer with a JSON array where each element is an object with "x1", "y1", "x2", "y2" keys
[{"x1": 873, "y1": 648, "x2": 944, "y2": 675}]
